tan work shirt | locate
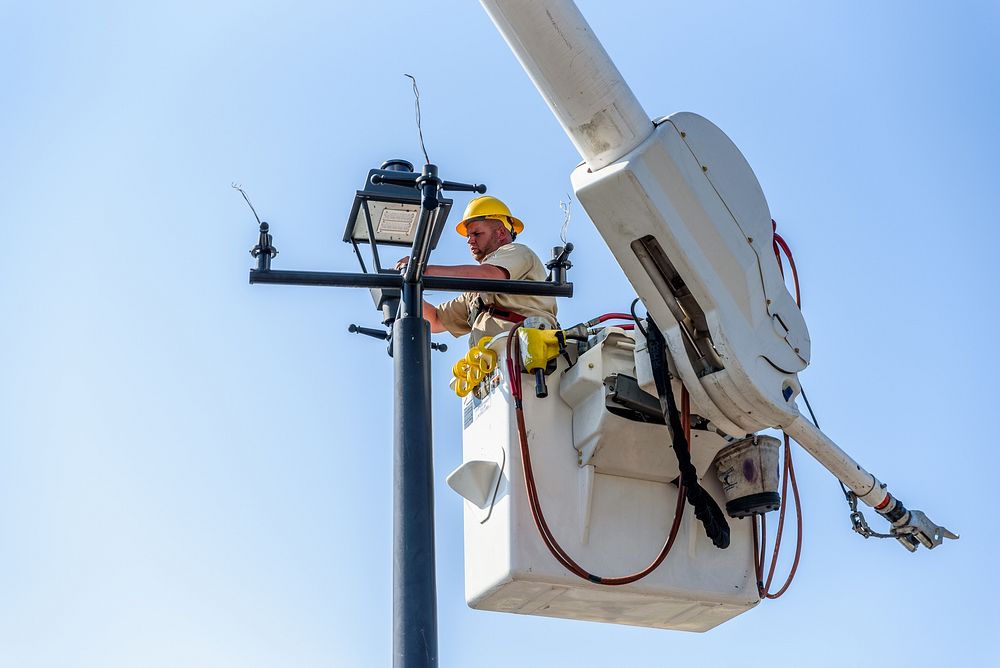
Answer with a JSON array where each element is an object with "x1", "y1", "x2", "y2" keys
[{"x1": 435, "y1": 242, "x2": 558, "y2": 346}]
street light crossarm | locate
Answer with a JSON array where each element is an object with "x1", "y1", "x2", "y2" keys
[
  {"x1": 440, "y1": 180, "x2": 487, "y2": 194},
  {"x1": 248, "y1": 268, "x2": 573, "y2": 297},
  {"x1": 371, "y1": 172, "x2": 420, "y2": 188}
]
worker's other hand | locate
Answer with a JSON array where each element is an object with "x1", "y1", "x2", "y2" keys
[{"x1": 394, "y1": 257, "x2": 409, "y2": 272}]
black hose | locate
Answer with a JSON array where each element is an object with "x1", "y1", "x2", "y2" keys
[
  {"x1": 629, "y1": 297, "x2": 649, "y2": 338},
  {"x1": 645, "y1": 317, "x2": 731, "y2": 549}
]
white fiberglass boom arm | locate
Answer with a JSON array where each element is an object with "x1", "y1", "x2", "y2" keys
[
  {"x1": 481, "y1": 0, "x2": 955, "y2": 550},
  {"x1": 479, "y1": 0, "x2": 652, "y2": 169}
]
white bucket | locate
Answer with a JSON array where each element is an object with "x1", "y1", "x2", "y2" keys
[{"x1": 712, "y1": 435, "x2": 782, "y2": 518}]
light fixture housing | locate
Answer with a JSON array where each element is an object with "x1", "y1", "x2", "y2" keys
[{"x1": 343, "y1": 159, "x2": 452, "y2": 249}]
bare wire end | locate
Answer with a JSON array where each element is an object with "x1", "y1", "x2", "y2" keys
[
  {"x1": 404, "y1": 73, "x2": 431, "y2": 166},
  {"x1": 232, "y1": 182, "x2": 263, "y2": 226},
  {"x1": 559, "y1": 193, "x2": 572, "y2": 245}
]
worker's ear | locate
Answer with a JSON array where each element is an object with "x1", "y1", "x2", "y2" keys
[
  {"x1": 505, "y1": 220, "x2": 516, "y2": 241},
  {"x1": 494, "y1": 220, "x2": 510, "y2": 243}
]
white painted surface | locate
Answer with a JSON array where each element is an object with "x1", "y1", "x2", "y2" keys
[
  {"x1": 453, "y1": 333, "x2": 759, "y2": 632},
  {"x1": 479, "y1": 0, "x2": 652, "y2": 169},
  {"x1": 572, "y1": 114, "x2": 808, "y2": 435}
]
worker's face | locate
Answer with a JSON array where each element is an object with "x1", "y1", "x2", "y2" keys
[{"x1": 465, "y1": 218, "x2": 509, "y2": 262}]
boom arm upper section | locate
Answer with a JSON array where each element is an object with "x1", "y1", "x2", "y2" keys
[{"x1": 480, "y1": 0, "x2": 652, "y2": 169}]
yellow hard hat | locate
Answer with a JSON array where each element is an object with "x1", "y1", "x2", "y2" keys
[{"x1": 455, "y1": 195, "x2": 524, "y2": 236}]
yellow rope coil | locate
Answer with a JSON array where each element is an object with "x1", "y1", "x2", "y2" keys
[{"x1": 452, "y1": 337, "x2": 495, "y2": 397}]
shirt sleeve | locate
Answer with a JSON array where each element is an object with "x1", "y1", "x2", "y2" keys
[
  {"x1": 434, "y1": 293, "x2": 473, "y2": 337},
  {"x1": 482, "y1": 244, "x2": 534, "y2": 280}
]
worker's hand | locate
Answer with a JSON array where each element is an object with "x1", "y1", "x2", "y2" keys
[{"x1": 394, "y1": 257, "x2": 410, "y2": 272}]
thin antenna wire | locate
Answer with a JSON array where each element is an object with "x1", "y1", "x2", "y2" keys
[
  {"x1": 404, "y1": 74, "x2": 431, "y2": 165},
  {"x1": 559, "y1": 194, "x2": 572, "y2": 245},
  {"x1": 231, "y1": 182, "x2": 262, "y2": 225}
]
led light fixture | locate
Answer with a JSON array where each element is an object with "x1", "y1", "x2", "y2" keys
[{"x1": 344, "y1": 159, "x2": 452, "y2": 250}]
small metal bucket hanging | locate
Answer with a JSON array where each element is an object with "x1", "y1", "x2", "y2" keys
[{"x1": 712, "y1": 435, "x2": 782, "y2": 518}]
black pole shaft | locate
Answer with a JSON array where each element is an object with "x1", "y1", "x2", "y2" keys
[{"x1": 392, "y1": 278, "x2": 437, "y2": 667}]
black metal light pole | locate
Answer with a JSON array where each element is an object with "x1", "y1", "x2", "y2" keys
[
  {"x1": 393, "y1": 270, "x2": 437, "y2": 666},
  {"x1": 388, "y1": 164, "x2": 446, "y2": 667},
  {"x1": 247, "y1": 161, "x2": 573, "y2": 668}
]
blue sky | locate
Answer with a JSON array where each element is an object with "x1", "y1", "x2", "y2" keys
[{"x1": 2, "y1": 1, "x2": 997, "y2": 665}]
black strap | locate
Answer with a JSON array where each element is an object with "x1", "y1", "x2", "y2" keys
[
  {"x1": 468, "y1": 296, "x2": 486, "y2": 329},
  {"x1": 483, "y1": 304, "x2": 526, "y2": 324},
  {"x1": 645, "y1": 317, "x2": 731, "y2": 549}
]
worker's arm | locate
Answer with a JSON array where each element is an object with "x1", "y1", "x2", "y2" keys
[
  {"x1": 422, "y1": 300, "x2": 446, "y2": 333},
  {"x1": 395, "y1": 258, "x2": 498, "y2": 336},
  {"x1": 423, "y1": 263, "x2": 509, "y2": 280},
  {"x1": 394, "y1": 257, "x2": 510, "y2": 280}
]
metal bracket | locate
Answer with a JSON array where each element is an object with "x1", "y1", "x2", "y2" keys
[{"x1": 605, "y1": 373, "x2": 665, "y2": 424}]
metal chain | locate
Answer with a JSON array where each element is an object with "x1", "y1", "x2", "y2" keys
[{"x1": 846, "y1": 491, "x2": 895, "y2": 540}]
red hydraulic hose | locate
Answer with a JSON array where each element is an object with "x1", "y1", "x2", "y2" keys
[
  {"x1": 752, "y1": 433, "x2": 804, "y2": 600},
  {"x1": 752, "y1": 222, "x2": 804, "y2": 599},
  {"x1": 774, "y1": 234, "x2": 801, "y2": 308},
  {"x1": 505, "y1": 325, "x2": 686, "y2": 585},
  {"x1": 771, "y1": 220, "x2": 802, "y2": 308},
  {"x1": 763, "y1": 434, "x2": 803, "y2": 599},
  {"x1": 772, "y1": 220, "x2": 784, "y2": 279},
  {"x1": 591, "y1": 324, "x2": 634, "y2": 332},
  {"x1": 593, "y1": 312, "x2": 634, "y2": 324}
]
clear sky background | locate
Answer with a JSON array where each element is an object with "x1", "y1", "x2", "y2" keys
[{"x1": 2, "y1": 1, "x2": 997, "y2": 666}]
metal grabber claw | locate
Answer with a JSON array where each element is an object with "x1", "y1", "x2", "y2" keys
[{"x1": 890, "y1": 509, "x2": 959, "y2": 552}]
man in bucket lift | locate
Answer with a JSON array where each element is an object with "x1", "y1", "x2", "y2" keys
[{"x1": 395, "y1": 195, "x2": 558, "y2": 346}]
